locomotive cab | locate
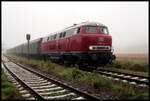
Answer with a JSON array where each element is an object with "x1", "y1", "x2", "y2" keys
[{"x1": 77, "y1": 23, "x2": 115, "y2": 67}]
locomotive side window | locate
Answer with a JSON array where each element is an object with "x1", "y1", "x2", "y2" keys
[
  {"x1": 50, "y1": 35, "x2": 52, "y2": 40},
  {"x1": 47, "y1": 37, "x2": 49, "y2": 41},
  {"x1": 52, "y1": 35, "x2": 54, "y2": 40},
  {"x1": 77, "y1": 28, "x2": 80, "y2": 34},
  {"x1": 49, "y1": 36, "x2": 51, "y2": 41},
  {"x1": 59, "y1": 33, "x2": 63, "y2": 38},
  {"x1": 43, "y1": 38, "x2": 47, "y2": 42},
  {"x1": 66, "y1": 29, "x2": 74, "y2": 37},
  {"x1": 86, "y1": 26, "x2": 97, "y2": 33},
  {"x1": 74, "y1": 27, "x2": 80, "y2": 35},
  {"x1": 54, "y1": 34, "x2": 57, "y2": 40},
  {"x1": 50, "y1": 36, "x2": 52, "y2": 41},
  {"x1": 56, "y1": 33, "x2": 59, "y2": 39},
  {"x1": 63, "y1": 32, "x2": 66, "y2": 37},
  {"x1": 100, "y1": 27, "x2": 109, "y2": 34}
]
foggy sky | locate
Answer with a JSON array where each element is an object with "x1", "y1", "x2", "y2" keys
[{"x1": 2, "y1": 2, "x2": 149, "y2": 53}]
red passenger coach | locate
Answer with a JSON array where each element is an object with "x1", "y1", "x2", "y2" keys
[{"x1": 41, "y1": 21, "x2": 116, "y2": 68}]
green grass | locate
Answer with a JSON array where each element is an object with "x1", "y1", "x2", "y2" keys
[
  {"x1": 6, "y1": 55, "x2": 149, "y2": 100},
  {"x1": 1, "y1": 73, "x2": 24, "y2": 100}
]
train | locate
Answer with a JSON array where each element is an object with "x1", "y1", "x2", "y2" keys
[{"x1": 6, "y1": 21, "x2": 116, "y2": 69}]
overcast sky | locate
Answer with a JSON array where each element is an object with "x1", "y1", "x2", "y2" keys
[{"x1": 2, "y1": 1, "x2": 149, "y2": 53}]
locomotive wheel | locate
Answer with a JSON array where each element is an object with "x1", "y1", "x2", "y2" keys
[
  {"x1": 64, "y1": 61, "x2": 72, "y2": 67},
  {"x1": 88, "y1": 65, "x2": 98, "y2": 70},
  {"x1": 78, "y1": 63, "x2": 87, "y2": 70},
  {"x1": 58, "y1": 60, "x2": 64, "y2": 65}
]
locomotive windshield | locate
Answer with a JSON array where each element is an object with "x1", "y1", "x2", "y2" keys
[
  {"x1": 86, "y1": 26, "x2": 97, "y2": 33},
  {"x1": 86, "y1": 26, "x2": 109, "y2": 34}
]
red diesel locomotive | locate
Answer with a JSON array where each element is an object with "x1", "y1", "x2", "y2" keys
[
  {"x1": 41, "y1": 21, "x2": 116, "y2": 67},
  {"x1": 6, "y1": 21, "x2": 116, "y2": 68}
]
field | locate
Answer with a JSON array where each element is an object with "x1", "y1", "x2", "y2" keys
[{"x1": 116, "y1": 53, "x2": 149, "y2": 63}]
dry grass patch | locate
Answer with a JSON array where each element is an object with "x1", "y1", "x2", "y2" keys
[{"x1": 116, "y1": 53, "x2": 148, "y2": 63}]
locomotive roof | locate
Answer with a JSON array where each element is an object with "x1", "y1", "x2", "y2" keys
[
  {"x1": 62, "y1": 21, "x2": 106, "y2": 31},
  {"x1": 44, "y1": 21, "x2": 106, "y2": 38}
]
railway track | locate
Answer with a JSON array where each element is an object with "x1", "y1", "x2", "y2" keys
[
  {"x1": 98, "y1": 68, "x2": 149, "y2": 87},
  {"x1": 84, "y1": 67, "x2": 149, "y2": 88},
  {"x1": 2, "y1": 56, "x2": 102, "y2": 100},
  {"x1": 77, "y1": 63, "x2": 149, "y2": 88}
]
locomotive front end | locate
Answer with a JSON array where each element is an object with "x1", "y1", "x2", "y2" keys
[{"x1": 81, "y1": 23, "x2": 116, "y2": 66}]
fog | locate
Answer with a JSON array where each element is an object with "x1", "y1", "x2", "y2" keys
[{"x1": 2, "y1": 2, "x2": 149, "y2": 54}]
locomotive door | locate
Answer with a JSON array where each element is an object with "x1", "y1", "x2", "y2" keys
[
  {"x1": 66, "y1": 38, "x2": 70, "y2": 52},
  {"x1": 57, "y1": 40, "x2": 61, "y2": 53}
]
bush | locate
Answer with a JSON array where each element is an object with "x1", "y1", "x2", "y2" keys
[
  {"x1": 112, "y1": 85, "x2": 121, "y2": 92},
  {"x1": 72, "y1": 68, "x2": 84, "y2": 80},
  {"x1": 90, "y1": 75, "x2": 112, "y2": 89},
  {"x1": 120, "y1": 86, "x2": 136, "y2": 97},
  {"x1": 1, "y1": 74, "x2": 23, "y2": 100},
  {"x1": 135, "y1": 93, "x2": 148, "y2": 100}
]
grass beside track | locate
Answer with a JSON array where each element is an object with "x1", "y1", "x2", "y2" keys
[
  {"x1": 1, "y1": 71, "x2": 24, "y2": 100},
  {"x1": 6, "y1": 55, "x2": 149, "y2": 100}
]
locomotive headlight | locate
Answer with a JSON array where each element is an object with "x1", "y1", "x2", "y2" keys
[{"x1": 89, "y1": 46, "x2": 93, "y2": 50}]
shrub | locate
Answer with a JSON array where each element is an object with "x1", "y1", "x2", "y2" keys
[
  {"x1": 90, "y1": 75, "x2": 112, "y2": 89},
  {"x1": 1, "y1": 74, "x2": 23, "y2": 100},
  {"x1": 135, "y1": 93, "x2": 148, "y2": 100},
  {"x1": 111, "y1": 85, "x2": 121, "y2": 92},
  {"x1": 72, "y1": 68, "x2": 84, "y2": 80},
  {"x1": 120, "y1": 86, "x2": 136, "y2": 97}
]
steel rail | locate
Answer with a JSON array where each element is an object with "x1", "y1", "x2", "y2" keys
[
  {"x1": 5, "y1": 56, "x2": 102, "y2": 100},
  {"x1": 98, "y1": 68, "x2": 149, "y2": 79},
  {"x1": 2, "y1": 62, "x2": 44, "y2": 100},
  {"x1": 98, "y1": 69, "x2": 149, "y2": 85}
]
